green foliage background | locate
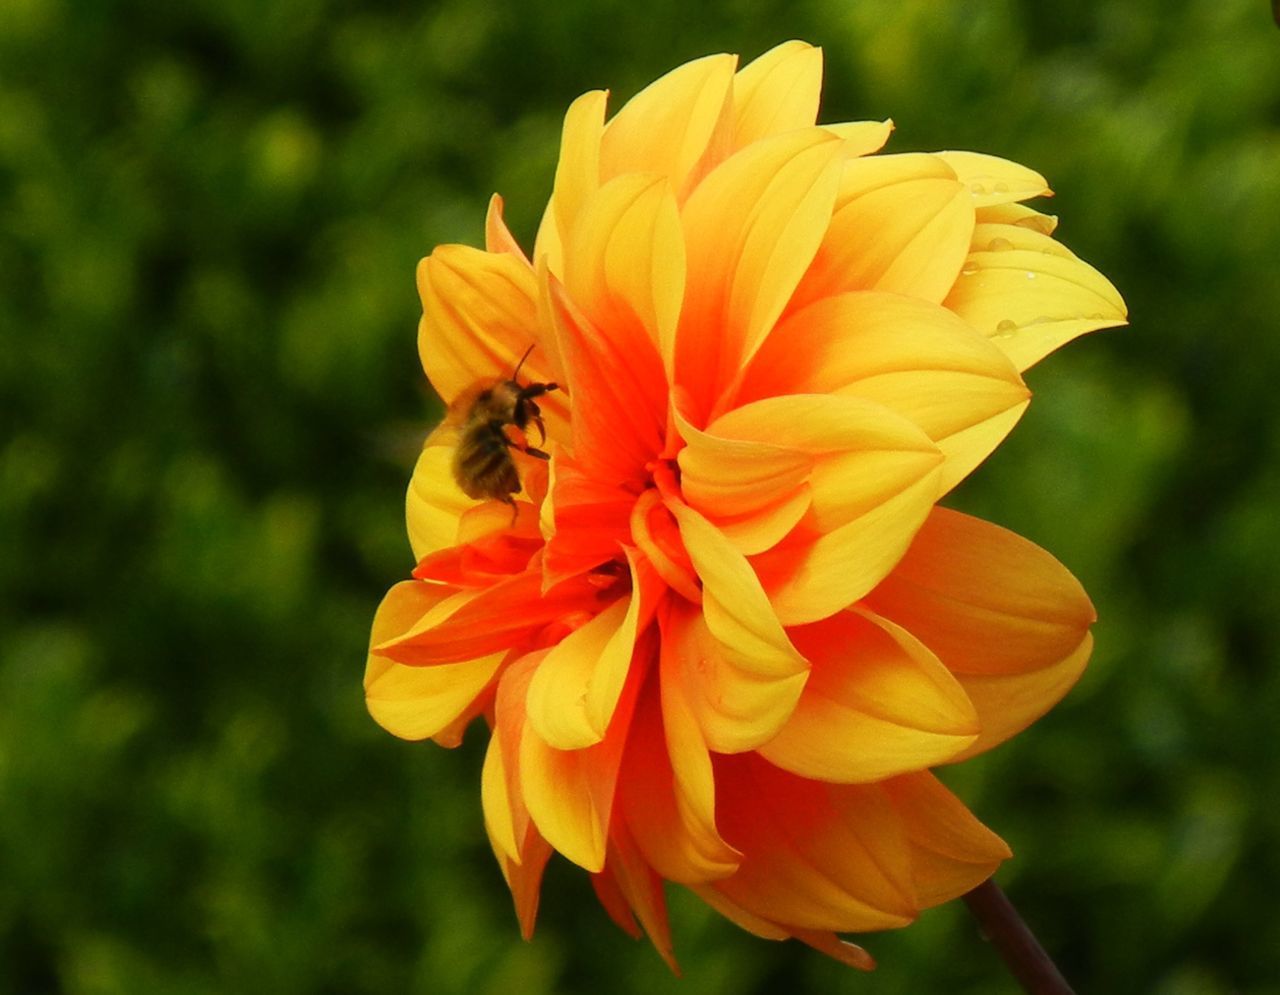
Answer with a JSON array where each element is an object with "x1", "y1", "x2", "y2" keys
[{"x1": 3, "y1": 0, "x2": 1278, "y2": 992}]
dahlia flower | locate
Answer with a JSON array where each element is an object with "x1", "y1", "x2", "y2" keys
[{"x1": 366, "y1": 41, "x2": 1126, "y2": 970}]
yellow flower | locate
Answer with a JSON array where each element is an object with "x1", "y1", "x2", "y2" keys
[{"x1": 366, "y1": 41, "x2": 1126, "y2": 970}]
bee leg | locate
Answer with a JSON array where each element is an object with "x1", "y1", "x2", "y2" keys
[
  {"x1": 530, "y1": 413, "x2": 547, "y2": 446},
  {"x1": 500, "y1": 494, "x2": 519, "y2": 527},
  {"x1": 524, "y1": 446, "x2": 551, "y2": 460}
]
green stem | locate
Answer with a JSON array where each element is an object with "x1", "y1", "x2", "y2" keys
[{"x1": 962, "y1": 878, "x2": 1076, "y2": 995}]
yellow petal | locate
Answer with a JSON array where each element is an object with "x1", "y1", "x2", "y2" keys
[
  {"x1": 619, "y1": 667, "x2": 741, "y2": 884},
  {"x1": 710, "y1": 754, "x2": 918, "y2": 931},
  {"x1": 883, "y1": 771, "x2": 1011, "y2": 905},
  {"x1": 944, "y1": 242, "x2": 1128, "y2": 372},
  {"x1": 976, "y1": 200, "x2": 1058, "y2": 233},
  {"x1": 739, "y1": 291, "x2": 1029, "y2": 494},
  {"x1": 551, "y1": 89, "x2": 607, "y2": 248},
  {"x1": 751, "y1": 456, "x2": 942, "y2": 627},
  {"x1": 731, "y1": 41, "x2": 823, "y2": 150},
  {"x1": 563, "y1": 173, "x2": 685, "y2": 377},
  {"x1": 364, "y1": 581, "x2": 503, "y2": 740},
  {"x1": 600, "y1": 825, "x2": 679, "y2": 971},
  {"x1": 658, "y1": 569, "x2": 808, "y2": 754},
  {"x1": 677, "y1": 128, "x2": 844, "y2": 420},
  {"x1": 406, "y1": 442, "x2": 472, "y2": 561},
  {"x1": 933, "y1": 150, "x2": 1051, "y2": 207},
  {"x1": 482, "y1": 732, "x2": 520, "y2": 864},
  {"x1": 832, "y1": 151, "x2": 955, "y2": 204},
  {"x1": 790, "y1": 175, "x2": 974, "y2": 310},
  {"x1": 702, "y1": 393, "x2": 945, "y2": 532},
  {"x1": 520, "y1": 634, "x2": 648, "y2": 872},
  {"x1": 759, "y1": 607, "x2": 979, "y2": 782},
  {"x1": 601, "y1": 54, "x2": 737, "y2": 200},
  {"x1": 864, "y1": 506, "x2": 1095, "y2": 761},
  {"x1": 525, "y1": 550, "x2": 656, "y2": 750},
  {"x1": 822, "y1": 119, "x2": 894, "y2": 157},
  {"x1": 416, "y1": 245, "x2": 569, "y2": 433}
]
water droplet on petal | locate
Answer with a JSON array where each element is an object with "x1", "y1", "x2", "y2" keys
[
  {"x1": 986, "y1": 236, "x2": 1014, "y2": 252},
  {"x1": 993, "y1": 181, "x2": 1010, "y2": 193},
  {"x1": 1025, "y1": 271, "x2": 1037, "y2": 280},
  {"x1": 994, "y1": 319, "x2": 1018, "y2": 338},
  {"x1": 969, "y1": 182, "x2": 987, "y2": 195},
  {"x1": 961, "y1": 265, "x2": 979, "y2": 277}
]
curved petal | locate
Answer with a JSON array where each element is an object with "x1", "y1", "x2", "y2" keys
[
  {"x1": 601, "y1": 54, "x2": 737, "y2": 200},
  {"x1": 665, "y1": 502, "x2": 810, "y2": 751},
  {"x1": 618, "y1": 662, "x2": 741, "y2": 884},
  {"x1": 789, "y1": 175, "x2": 973, "y2": 311},
  {"x1": 933, "y1": 150, "x2": 1051, "y2": 207},
  {"x1": 709, "y1": 754, "x2": 918, "y2": 932},
  {"x1": 676, "y1": 128, "x2": 844, "y2": 422},
  {"x1": 416, "y1": 244, "x2": 569, "y2": 434},
  {"x1": 596, "y1": 823, "x2": 678, "y2": 971},
  {"x1": 364, "y1": 581, "x2": 503, "y2": 741},
  {"x1": 525, "y1": 549, "x2": 661, "y2": 749},
  {"x1": 376, "y1": 569, "x2": 606, "y2": 665},
  {"x1": 563, "y1": 173, "x2": 685, "y2": 381},
  {"x1": 520, "y1": 630, "x2": 652, "y2": 872},
  {"x1": 543, "y1": 272, "x2": 664, "y2": 486},
  {"x1": 485, "y1": 193, "x2": 529, "y2": 262},
  {"x1": 864, "y1": 506, "x2": 1096, "y2": 761},
  {"x1": 739, "y1": 292, "x2": 1030, "y2": 494},
  {"x1": 406, "y1": 442, "x2": 473, "y2": 561},
  {"x1": 882, "y1": 771, "x2": 1011, "y2": 905},
  {"x1": 944, "y1": 242, "x2": 1128, "y2": 372},
  {"x1": 731, "y1": 41, "x2": 823, "y2": 150},
  {"x1": 549, "y1": 89, "x2": 607, "y2": 254},
  {"x1": 822, "y1": 119, "x2": 894, "y2": 157},
  {"x1": 689, "y1": 393, "x2": 945, "y2": 533},
  {"x1": 758, "y1": 607, "x2": 979, "y2": 782}
]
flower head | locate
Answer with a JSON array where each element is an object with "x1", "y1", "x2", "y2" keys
[{"x1": 366, "y1": 41, "x2": 1126, "y2": 970}]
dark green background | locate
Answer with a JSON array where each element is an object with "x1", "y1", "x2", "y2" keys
[{"x1": 3, "y1": 0, "x2": 1278, "y2": 992}]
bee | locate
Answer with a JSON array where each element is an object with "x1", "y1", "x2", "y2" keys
[{"x1": 446, "y1": 345, "x2": 559, "y2": 510}]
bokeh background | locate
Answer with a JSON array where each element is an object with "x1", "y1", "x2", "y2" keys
[{"x1": 3, "y1": 0, "x2": 1279, "y2": 992}]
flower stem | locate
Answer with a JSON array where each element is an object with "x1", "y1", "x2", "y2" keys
[{"x1": 962, "y1": 878, "x2": 1075, "y2": 995}]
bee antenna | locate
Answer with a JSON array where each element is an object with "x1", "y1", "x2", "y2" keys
[{"x1": 511, "y1": 343, "x2": 537, "y2": 380}]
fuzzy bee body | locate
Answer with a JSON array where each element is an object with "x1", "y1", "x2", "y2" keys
[{"x1": 446, "y1": 350, "x2": 558, "y2": 508}]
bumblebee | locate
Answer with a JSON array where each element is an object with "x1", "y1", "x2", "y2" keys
[{"x1": 446, "y1": 345, "x2": 558, "y2": 508}]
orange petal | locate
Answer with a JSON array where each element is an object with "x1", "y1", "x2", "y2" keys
[
  {"x1": 933, "y1": 150, "x2": 1051, "y2": 207},
  {"x1": 864, "y1": 507, "x2": 1095, "y2": 760},
  {"x1": 364, "y1": 581, "x2": 503, "y2": 740},
  {"x1": 525, "y1": 549, "x2": 661, "y2": 749},
  {"x1": 485, "y1": 193, "x2": 529, "y2": 262},
  {"x1": 883, "y1": 771, "x2": 1011, "y2": 905},
  {"x1": 676, "y1": 129, "x2": 844, "y2": 421},
  {"x1": 600, "y1": 809, "x2": 680, "y2": 971},
  {"x1": 731, "y1": 41, "x2": 823, "y2": 150},
  {"x1": 520, "y1": 631, "x2": 652, "y2": 872},
  {"x1": 600, "y1": 54, "x2": 737, "y2": 201},
  {"x1": 944, "y1": 240, "x2": 1128, "y2": 372},
  {"x1": 376, "y1": 569, "x2": 604, "y2": 665},
  {"x1": 543, "y1": 271, "x2": 665, "y2": 485},
  {"x1": 709, "y1": 754, "x2": 918, "y2": 932},
  {"x1": 758, "y1": 607, "x2": 979, "y2": 782},
  {"x1": 563, "y1": 172, "x2": 685, "y2": 380},
  {"x1": 789, "y1": 172, "x2": 973, "y2": 311},
  {"x1": 619, "y1": 653, "x2": 741, "y2": 883},
  {"x1": 416, "y1": 244, "x2": 569, "y2": 434},
  {"x1": 664, "y1": 506, "x2": 810, "y2": 751},
  {"x1": 738, "y1": 291, "x2": 1030, "y2": 494},
  {"x1": 541, "y1": 453, "x2": 634, "y2": 585}
]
